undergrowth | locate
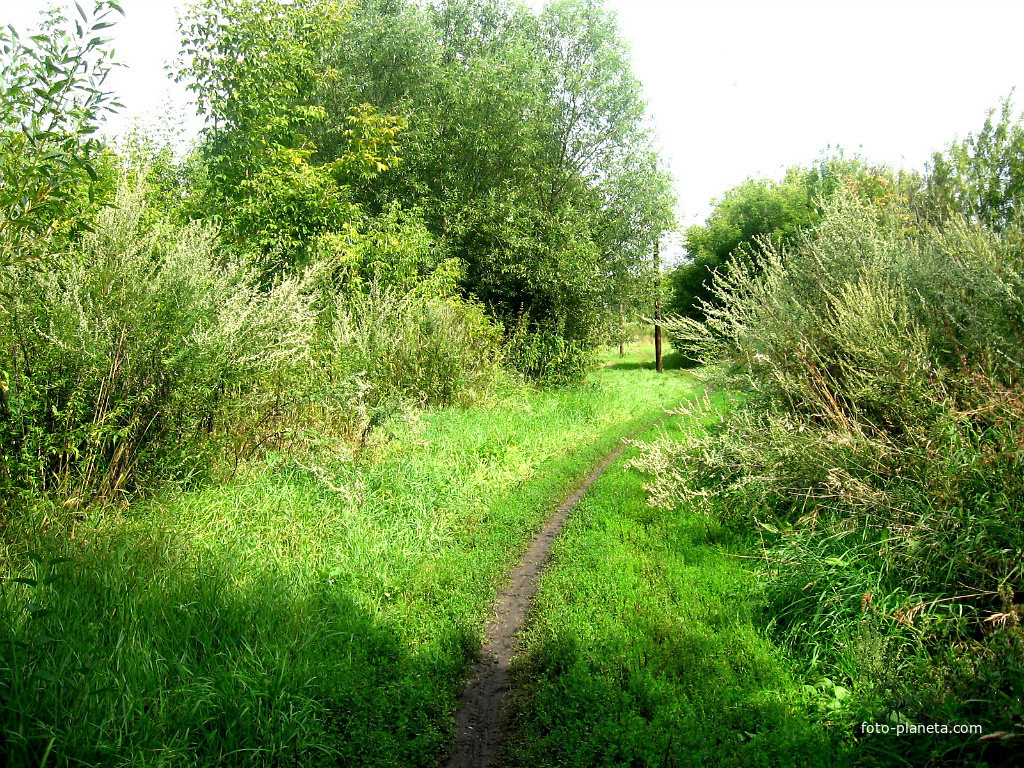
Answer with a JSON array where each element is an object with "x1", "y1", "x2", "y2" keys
[{"x1": 633, "y1": 187, "x2": 1024, "y2": 766}]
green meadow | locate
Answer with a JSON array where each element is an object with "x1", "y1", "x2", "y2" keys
[{"x1": 0, "y1": 350, "x2": 696, "y2": 767}]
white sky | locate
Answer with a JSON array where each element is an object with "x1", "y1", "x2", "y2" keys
[{"x1": 5, "y1": 0, "x2": 1024, "y2": 235}]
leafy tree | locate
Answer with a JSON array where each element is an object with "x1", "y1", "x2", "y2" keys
[
  {"x1": 429, "y1": 0, "x2": 670, "y2": 355},
  {"x1": 590, "y1": 148, "x2": 675, "y2": 317},
  {"x1": 176, "y1": 0, "x2": 675, "y2": 378},
  {"x1": 923, "y1": 95, "x2": 1024, "y2": 231},
  {"x1": 667, "y1": 154, "x2": 899, "y2": 323},
  {"x1": 0, "y1": 0, "x2": 123, "y2": 270},
  {"x1": 178, "y1": 0, "x2": 419, "y2": 275},
  {"x1": 667, "y1": 176, "x2": 816, "y2": 321},
  {"x1": 535, "y1": 0, "x2": 645, "y2": 212}
]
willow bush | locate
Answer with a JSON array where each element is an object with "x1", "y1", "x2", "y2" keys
[
  {"x1": 0, "y1": 179, "x2": 315, "y2": 504},
  {"x1": 325, "y1": 284, "x2": 506, "y2": 411},
  {"x1": 633, "y1": 187, "x2": 1024, "y2": 764}
]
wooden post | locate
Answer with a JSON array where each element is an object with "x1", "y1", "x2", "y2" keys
[
  {"x1": 619, "y1": 302, "x2": 625, "y2": 357},
  {"x1": 654, "y1": 242, "x2": 663, "y2": 373}
]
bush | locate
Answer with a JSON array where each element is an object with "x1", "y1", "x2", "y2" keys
[
  {"x1": 324, "y1": 283, "x2": 505, "y2": 411},
  {"x1": 633, "y1": 186, "x2": 1024, "y2": 764},
  {"x1": 503, "y1": 316, "x2": 594, "y2": 386},
  {"x1": 0, "y1": 178, "x2": 314, "y2": 503}
]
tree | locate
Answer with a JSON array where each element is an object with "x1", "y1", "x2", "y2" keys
[
  {"x1": 178, "y1": 0, "x2": 414, "y2": 275},
  {"x1": 0, "y1": 0, "x2": 123, "y2": 270},
  {"x1": 437, "y1": 0, "x2": 672, "y2": 355},
  {"x1": 667, "y1": 176, "x2": 815, "y2": 322},
  {"x1": 589, "y1": 147, "x2": 675, "y2": 350},
  {"x1": 176, "y1": 0, "x2": 676, "y2": 378},
  {"x1": 923, "y1": 95, "x2": 1024, "y2": 231},
  {"x1": 666, "y1": 154, "x2": 897, "y2": 323}
]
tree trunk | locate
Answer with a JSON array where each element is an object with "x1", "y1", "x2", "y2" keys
[
  {"x1": 654, "y1": 242, "x2": 663, "y2": 373},
  {"x1": 619, "y1": 302, "x2": 625, "y2": 357}
]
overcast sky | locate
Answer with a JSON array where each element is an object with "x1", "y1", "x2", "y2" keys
[{"x1": 6, "y1": 0, "x2": 1024, "y2": 233}]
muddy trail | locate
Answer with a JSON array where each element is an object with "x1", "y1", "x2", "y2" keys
[{"x1": 440, "y1": 443, "x2": 630, "y2": 768}]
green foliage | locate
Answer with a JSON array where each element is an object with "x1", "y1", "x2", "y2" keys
[
  {"x1": 176, "y1": 0, "x2": 676, "y2": 374},
  {"x1": 0, "y1": 1, "x2": 123, "y2": 269},
  {"x1": 178, "y1": 0, "x2": 349, "y2": 170},
  {"x1": 229, "y1": 144, "x2": 359, "y2": 278},
  {"x1": 636, "y1": 187, "x2": 1024, "y2": 765},
  {"x1": 178, "y1": 0, "x2": 367, "y2": 270},
  {"x1": 925, "y1": 94, "x2": 1024, "y2": 231},
  {"x1": 591, "y1": 149, "x2": 675, "y2": 317},
  {"x1": 0, "y1": 179, "x2": 314, "y2": 501},
  {"x1": 325, "y1": 285, "x2": 505, "y2": 409},
  {"x1": 666, "y1": 155, "x2": 901, "y2": 323},
  {"x1": 503, "y1": 316, "x2": 593, "y2": 387},
  {"x1": 455, "y1": 192, "x2": 603, "y2": 337},
  {"x1": 309, "y1": 201, "x2": 441, "y2": 297},
  {"x1": 667, "y1": 174, "x2": 818, "y2": 323}
]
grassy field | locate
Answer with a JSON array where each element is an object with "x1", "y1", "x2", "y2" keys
[
  {"x1": 0, "y1": 345, "x2": 696, "y2": 767},
  {"x1": 505, "y1": 404, "x2": 851, "y2": 768}
]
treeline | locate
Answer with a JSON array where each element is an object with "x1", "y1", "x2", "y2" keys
[
  {"x1": 636, "y1": 103, "x2": 1024, "y2": 765},
  {"x1": 0, "y1": 0, "x2": 673, "y2": 506}
]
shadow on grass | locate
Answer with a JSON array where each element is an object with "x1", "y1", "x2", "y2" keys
[
  {"x1": 605, "y1": 351, "x2": 696, "y2": 372},
  {"x1": 506, "y1": 628, "x2": 850, "y2": 768},
  {"x1": 0, "y1": 535, "x2": 471, "y2": 768}
]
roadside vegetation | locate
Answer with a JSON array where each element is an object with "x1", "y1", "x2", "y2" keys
[{"x1": 647, "y1": 104, "x2": 1024, "y2": 767}]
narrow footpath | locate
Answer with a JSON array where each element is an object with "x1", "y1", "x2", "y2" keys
[{"x1": 440, "y1": 444, "x2": 630, "y2": 768}]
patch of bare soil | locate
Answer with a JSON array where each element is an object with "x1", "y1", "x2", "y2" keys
[{"x1": 440, "y1": 444, "x2": 629, "y2": 768}]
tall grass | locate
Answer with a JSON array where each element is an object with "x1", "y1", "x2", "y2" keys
[
  {"x1": 0, "y1": 359, "x2": 695, "y2": 767},
  {"x1": 325, "y1": 284, "x2": 505, "y2": 410},
  {"x1": 634, "y1": 187, "x2": 1024, "y2": 765}
]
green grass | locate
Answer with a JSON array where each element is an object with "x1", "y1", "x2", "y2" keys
[
  {"x1": 505, "y1": 402, "x2": 851, "y2": 768},
  {"x1": 0, "y1": 350, "x2": 695, "y2": 767},
  {"x1": 601, "y1": 341, "x2": 692, "y2": 373}
]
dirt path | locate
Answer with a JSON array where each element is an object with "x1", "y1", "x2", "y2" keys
[{"x1": 440, "y1": 443, "x2": 630, "y2": 768}]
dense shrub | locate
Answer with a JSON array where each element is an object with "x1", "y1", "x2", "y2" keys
[
  {"x1": 0, "y1": 180, "x2": 314, "y2": 502},
  {"x1": 324, "y1": 283, "x2": 506, "y2": 411},
  {"x1": 503, "y1": 316, "x2": 594, "y2": 386},
  {"x1": 633, "y1": 187, "x2": 1024, "y2": 764}
]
